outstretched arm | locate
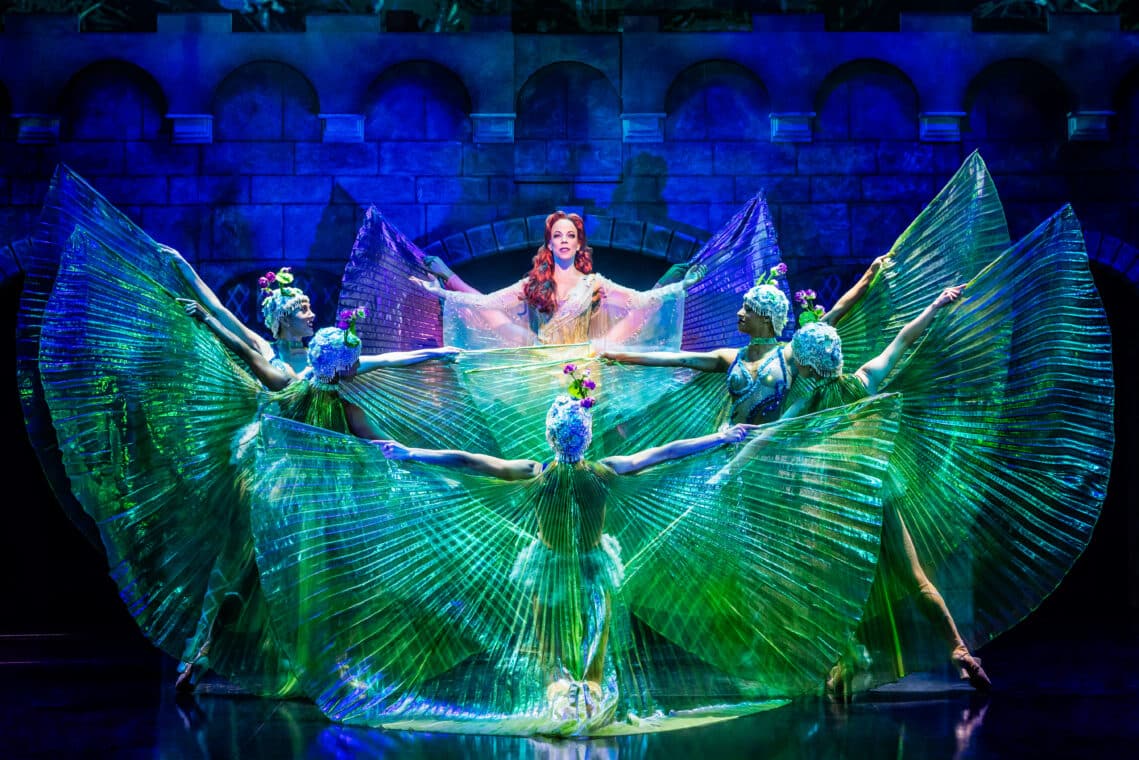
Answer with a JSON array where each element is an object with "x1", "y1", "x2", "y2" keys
[
  {"x1": 821, "y1": 254, "x2": 889, "y2": 326},
  {"x1": 600, "y1": 348, "x2": 734, "y2": 373},
  {"x1": 856, "y1": 285, "x2": 963, "y2": 394},
  {"x1": 601, "y1": 424, "x2": 755, "y2": 476},
  {"x1": 179, "y1": 299, "x2": 294, "y2": 391},
  {"x1": 375, "y1": 439, "x2": 541, "y2": 481},
  {"x1": 423, "y1": 256, "x2": 480, "y2": 294},
  {"x1": 357, "y1": 346, "x2": 460, "y2": 374},
  {"x1": 410, "y1": 275, "x2": 524, "y2": 311},
  {"x1": 165, "y1": 246, "x2": 269, "y2": 357}
]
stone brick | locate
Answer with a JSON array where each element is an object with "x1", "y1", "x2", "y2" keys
[
  {"x1": 56, "y1": 142, "x2": 125, "y2": 175},
  {"x1": 140, "y1": 205, "x2": 211, "y2": 259},
  {"x1": 202, "y1": 143, "x2": 293, "y2": 175},
  {"x1": 849, "y1": 202, "x2": 922, "y2": 259},
  {"x1": 0, "y1": 146, "x2": 48, "y2": 177},
  {"x1": 779, "y1": 203, "x2": 850, "y2": 260},
  {"x1": 373, "y1": 205, "x2": 425, "y2": 242},
  {"x1": 666, "y1": 231, "x2": 701, "y2": 263},
  {"x1": 296, "y1": 143, "x2": 379, "y2": 175},
  {"x1": 330, "y1": 176, "x2": 416, "y2": 206},
  {"x1": 252, "y1": 175, "x2": 333, "y2": 204},
  {"x1": 10, "y1": 179, "x2": 49, "y2": 206},
  {"x1": 488, "y1": 178, "x2": 518, "y2": 206},
  {"x1": 0, "y1": 205, "x2": 37, "y2": 243},
  {"x1": 211, "y1": 205, "x2": 283, "y2": 262},
  {"x1": 381, "y1": 142, "x2": 463, "y2": 175},
  {"x1": 169, "y1": 176, "x2": 250, "y2": 205},
  {"x1": 861, "y1": 175, "x2": 937, "y2": 202},
  {"x1": 463, "y1": 144, "x2": 514, "y2": 176},
  {"x1": 465, "y1": 224, "x2": 499, "y2": 258},
  {"x1": 417, "y1": 177, "x2": 489, "y2": 204},
  {"x1": 797, "y1": 143, "x2": 877, "y2": 175},
  {"x1": 992, "y1": 173, "x2": 1070, "y2": 202},
  {"x1": 642, "y1": 223, "x2": 672, "y2": 259},
  {"x1": 585, "y1": 217, "x2": 615, "y2": 248},
  {"x1": 1058, "y1": 142, "x2": 1127, "y2": 174},
  {"x1": 713, "y1": 143, "x2": 797, "y2": 175},
  {"x1": 441, "y1": 233, "x2": 473, "y2": 266},
  {"x1": 574, "y1": 181, "x2": 620, "y2": 206},
  {"x1": 516, "y1": 182, "x2": 574, "y2": 208},
  {"x1": 426, "y1": 204, "x2": 499, "y2": 239},
  {"x1": 876, "y1": 143, "x2": 961, "y2": 175},
  {"x1": 514, "y1": 141, "x2": 547, "y2": 177},
  {"x1": 660, "y1": 176, "x2": 734, "y2": 204},
  {"x1": 625, "y1": 142, "x2": 713, "y2": 176},
  {"x1": 0, "y1": 177, "x2": 8, "y2": 205},
  {"x1": 493, "y1": 218, "x2": 528, "y2": 252},
  {"x1": 964, "y1": 141, "x2": 1061, "y2": 174},
  {"x1": 284, "y1": 204, "x2": 360, "y2": 262},
  {"x1": 707, "y1": 203, "x2": 744, "y2": 233},
  {"x1": 737, "y1": 176, "x2": 807, "y2": 204},
  {"x1": 810, "y1": 176, "x2": 861, "y2": 203},
  {"x1": 83, "y1": 177, "x2": 169, "y2": 206},
  {"x1": 124, "y1": 142, "x2": 200, "y2": 175},
  {"x1": 1004, "y1": 201, "x2": 1066, "y2": 241},
  {"x1": 546, "y1": 141, "x2": 622, "y2": 178}
]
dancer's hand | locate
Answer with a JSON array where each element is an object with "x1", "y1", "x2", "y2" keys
[
  {"x1": 867, "y1": 253, "x2": 891, "y2": 278},
  {"x1": 932, "y1": 285, "x2": 964, "y2": 309},
  {"x1": 373, "y1": 439, "x2": 412, "y2": 460},
  {"x1": 176, "y1": 297, "x2": 208, "y2": 322},
  {"x1": 410, "y1": 276, "x2": 446, "y2": 298},
  {"x1": 434, "y1": 346, "x2": 461, "y2": 363},
  {"x1": 423, "y1": 255, "x2": 455, "y2": 280},
  {"x1": 721, "y1": 423, "x2": 758, "y2": 444},
  {"x1": 682, "y1": 263, "x2": 708, "y2": 289}
]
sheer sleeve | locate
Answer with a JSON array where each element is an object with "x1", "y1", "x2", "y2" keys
[
  {"x1": 442, "y1": 278, "x2": 535, "y2": 349},
  {"x1": 592, "y1": 275, "x2": 686, "y2": 351}
]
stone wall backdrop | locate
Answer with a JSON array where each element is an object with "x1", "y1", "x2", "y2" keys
[{"x1": 1, "y1": 12, "x2": 1136, "y2": 637}]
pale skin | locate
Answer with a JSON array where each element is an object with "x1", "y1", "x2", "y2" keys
[{"x1": 413, "y1": 218, "x2": 706, "y2": 310}]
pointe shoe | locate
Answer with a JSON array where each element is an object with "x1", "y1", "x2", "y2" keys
[
  {"x1": 175, "y1": 661, "x2": 199, "y2": 693},
  {"x1": 952, "y1": 646, "x2": 992, "y2": 692},
  {"x1": 825, "y1": 661, "x2": 851, "y2": 702}
]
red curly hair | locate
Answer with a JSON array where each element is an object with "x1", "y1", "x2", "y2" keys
[{"x1": 522, "y1": 211, "x2": 594, "y2": 316}]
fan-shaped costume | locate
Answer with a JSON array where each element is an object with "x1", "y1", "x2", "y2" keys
[
  {"x1": 246, "y1": 390, "x2": 902, "y2": 736},
  {"x1": 785, "y1": 201, "x2": 1113, "y2": 690},
  {"x1": 24, "y1": 166, "x2": 494, "y2": 696}
]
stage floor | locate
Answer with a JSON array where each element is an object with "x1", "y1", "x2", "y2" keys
[{"x1": 2, "y1": 633, "x2": 1137, "y2": 759}]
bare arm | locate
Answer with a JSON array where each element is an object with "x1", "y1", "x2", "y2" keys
[
  {"x1": 423, "y1": 256, "x2": 480, "y2": 294},
  {"x1": 375, "y1": 440, "x2": 541, "y2": 481},
  {"x1": 601, "y1": 424, "x2": 755, "y2": 476},
  {"x1": 601, "y1": 348, "x2": 734, "y2": 373},
  {"x1": 821, "y1": 254, "x2": 889, "y2": 327},
  {"x1": 857, "y1": 285, "x2": 963, "y2": 394},
  {"x1": 357, "y1": 346, "x2": 460, "y2": 373},
  {"x1": 180, "y1": 299, "x2": 294, "y2": 391},
  {"x1": 166, "y1": 246, "x2": 269, "y2": 357}
]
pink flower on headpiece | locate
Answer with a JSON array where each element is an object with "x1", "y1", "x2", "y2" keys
[
  {"x1": 258, "y1": 276, "x2": 269, "y2": 289},
  {"x1": 265, "y1": 271, "x2": 277, "y2": 283},
  {"x1": 775, "y1": 263, "x2": 788, "y2": 276},
  {"x1": 580, "y1": 397, "x2": 595, "y2": 409}
]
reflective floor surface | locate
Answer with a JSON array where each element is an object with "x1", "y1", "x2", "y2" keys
[{"x1": 2, "y1": 632, "x2": 1137, "y2": 759}]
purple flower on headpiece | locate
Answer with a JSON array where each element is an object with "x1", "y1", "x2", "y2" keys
[
  {"x1": 583, "y1": 379, "x2": 596, "y2": 391},
  {"x1": 265, "y1": 271, "x2": 276, "y2": 283},
  {"x1": 564, "y1": 364, "x2": 576, "y2": 374},
  {"x1": 580, "y1": 397, "x2": 595, "y2": 409},
  {"x1": 805, "y1": 289, "x2": 816, "y2": 300},
  {"x1": 258, "y1": 276, "x2": 269, "y2": 289},
  {"x1": 775, "y1": 263, "x2": 788, "y2": 276},
  {"x1": 794, "y1": 290, "x2": 807, "y2": 307}
]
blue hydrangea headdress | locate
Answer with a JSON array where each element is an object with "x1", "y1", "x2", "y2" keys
[
  {"x1": 259, "y1": 266, "x2": 308, "y2": 337},
  {"x1": 792, "y1": 321, "x2": 843, "y2": 378},
  {"x1": 307, "y1": 307, "x2": 367, "y2": 385},
  {"x1": 546, "y1": 364, "x2": 597, "y2": 462},
  {"x1": 742, "y1": 263, "x2": 790, "y2": 336}
]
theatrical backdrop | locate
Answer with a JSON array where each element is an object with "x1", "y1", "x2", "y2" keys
[{"x1": 0, "y1": 2, "x2": 1135, "y2": 676}]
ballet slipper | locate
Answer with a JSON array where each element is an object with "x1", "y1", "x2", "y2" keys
[{"x1": 952, "y1": 645, "x2": 992, "y2": 692}]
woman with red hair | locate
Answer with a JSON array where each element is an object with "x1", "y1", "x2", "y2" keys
[{"x1": 414, "y1": 211, "x2": 703, "y2": 348}]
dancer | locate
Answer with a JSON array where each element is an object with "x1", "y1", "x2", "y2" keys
[
  {"x1": 782, "y1": 287, "x2": 987, "y2": 693},
  {"x1": 411, "y1": 210, "x2": 705, "y2": 348},
  {"x1": 246, "y1": 359, "x2": 903, "y2": 736},
  {"x1": 601, "y1": 256, "x2": 887, "y2": 427}
]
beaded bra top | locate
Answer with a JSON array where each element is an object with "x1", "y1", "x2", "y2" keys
[{"x1": 726, "y1": 344, "x2": 788, "y2": 425}]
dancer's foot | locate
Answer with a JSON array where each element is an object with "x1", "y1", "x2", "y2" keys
[
  {"x1": 951, "y1": 646, "x2": 992, "y2": 691},
  {"x1": 825, "y1": 660, "x2": 851, "y2": 702},
  {"x1": 175, "y1": 661, "x2": 199, "y2": 693}
]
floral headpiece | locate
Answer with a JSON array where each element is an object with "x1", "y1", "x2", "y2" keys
[
  {"x1": 792, "y1": 322, "x2": 843, "y2": 378},
  {"x1": 259, "y1": 266, "x2": 308, "y2": 337},
  {"x1": 336, "y1": 306, "x2": 367, "y2": 348},
  {"x1": 563, "y1": 363, "x2": 596, "y2": 409},
  {"x1": 546, "y1": 395, "x2": 593, "y2": 463},
  {"x1": 742, "y1": 263, "x2": 790, "y2": 336},
  {"x1": 794, "y1": 289, "x2": 826, "y2": 327},
  {"x1": 307, "y1": 323, "x2": 364, "y2": 385}
]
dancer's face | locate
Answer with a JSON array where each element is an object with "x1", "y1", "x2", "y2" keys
[
  {"x1": 736, "y1": 304, "x2": 774, "y2": 338},
  {"x1": 548, "y1": 219, "x2": 581, "y2": 265},
  {"x1": 278, "y1": 297, "x2": 315, "y2": 340}
]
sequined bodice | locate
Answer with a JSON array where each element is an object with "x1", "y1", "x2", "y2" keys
[{"x1": 727, "y1": 344, "x2": 788, "y2": 425}]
